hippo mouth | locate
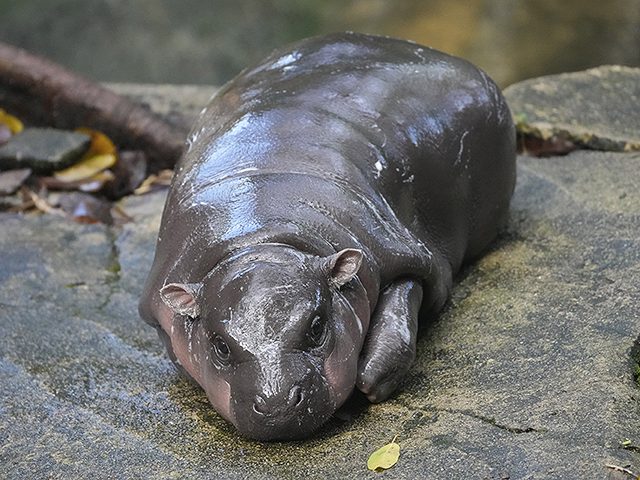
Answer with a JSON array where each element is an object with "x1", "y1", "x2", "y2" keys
[
  {"x1": 230, "y1": 383, "x2": 334, "y2": 441},
  {"x1": 239, "y1": 411, "x2": 333, "y2": 441}
]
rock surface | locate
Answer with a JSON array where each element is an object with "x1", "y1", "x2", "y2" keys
[
  {"x1": 504, "y1": 65, "x2": 640, "y2": 152},
  {"x1": 0, "y1": 128, "x2": 91, "y2": 173},
  {"x1": 0, "y1": 168, "x2": 31, "y2": 195},
  {"x1": 103, "y1": 83, "x2": 218, "y2": 137},
  {"x1": 1, "y1": 75, "x2": 639, "y2": 479}
]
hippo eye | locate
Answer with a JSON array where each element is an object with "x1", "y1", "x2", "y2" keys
[
  {"x1": 213, "y1": 336, "x2": 230, "y2": 362},
  {"x1": 309, "y1": 315, "x2": 326, "y2": 346}
]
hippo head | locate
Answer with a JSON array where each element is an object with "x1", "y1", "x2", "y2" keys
[{"x1": 158, "y1": 244, "x2": 369, "y2": 440}]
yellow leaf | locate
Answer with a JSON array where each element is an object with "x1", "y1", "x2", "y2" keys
[
  {"x1": 52, "y1": 128, "x2": 118, "y2": 185},
  {"x1": 0, "y1": 108, "x2": 24, "y2": 134},
  {"x1": 75, "y1": 127, "x2": 116, "y2": 157},
  {"x1": 367, "y1": 436, "x2": 400, "y2": 471},
  {"x1": 54, "y1": 153, "x2": 117, "y2": 183}
]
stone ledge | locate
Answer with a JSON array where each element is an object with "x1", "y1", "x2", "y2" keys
[{"x1": 504, "y1": 65, "x2": 640, "y2": 152}]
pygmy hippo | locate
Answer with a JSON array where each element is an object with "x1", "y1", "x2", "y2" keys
[{"x1": 139, "y1": 32, "x2": 516, "y2": 441}]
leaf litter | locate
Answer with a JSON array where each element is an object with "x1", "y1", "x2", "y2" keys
[{"x1": 0, "y1": 116, "x2": 160, "y2": 225}]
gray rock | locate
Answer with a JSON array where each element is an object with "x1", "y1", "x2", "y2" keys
[
  {"x1": 0, "y1": 80, "x2": 639, "y2": 479},
  {"x1": 103, "y1": 83, "x2": 218, "y2": 136},
  {"x1": 504, "y1": 65, "x2": 640, "y2": 152},
  {"x1": 0, "y1": 124, "x2": 12, "y2": 144},
  {"x1": 0, "y1": 127, "x2": 91, "y2": 173},
  {"x1": 1, "y1": 152, "x2": 639, "y2": 479},
  {"x1": 0, "y1": 168, "x2": 31, "y2": 195}
]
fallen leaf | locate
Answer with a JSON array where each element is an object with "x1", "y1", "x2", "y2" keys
[
  {"x1": 367, "y1": 435, "x2": 400, "y2": 472},
  {"x1": 51, "y1": 128, "x2": 118, "y2": 185},
  {"x1": 53, "y1": 153, "x2": 117, "y2": 183},
  {"x1": 0, "y1": 108, "x2": 24, "y2": 134},
  {"x1": 75, "y1": 127, "x2": 116, "y2": 156}
]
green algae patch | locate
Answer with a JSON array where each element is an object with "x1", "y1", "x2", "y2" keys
[
  {"x1": 105, "y1": 232, "x2": 122, "y2": 283},
  {"x1": 475, "y1": 240, "x2": 535, "y2": 279},
  {"x1": 107, "y1": 261, "x2": 121, "y2": 275}
]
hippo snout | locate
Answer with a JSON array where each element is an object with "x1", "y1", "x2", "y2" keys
[
  {"x1": 230, "y1": 356, "x2": 333, "y2": 440},
  {"x1": 252, "y1": 385, "x2": 304, "y2": 418}
]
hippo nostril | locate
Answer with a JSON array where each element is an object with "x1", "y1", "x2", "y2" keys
[
  {"x1": 289, "y1": 385, "x2": 303, "y2": 408},
  {"x1": 253, "y1": 394, "x2": 267, "y2": 415},
  {"x1": 252, "y1": 387, "x2": 304, "y2": 416}
]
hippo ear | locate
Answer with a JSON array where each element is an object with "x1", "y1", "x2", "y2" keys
[
  {"x1": 159, "y1": 283, "x2": 201, "y2": 318},
  {"x1": 325, "y1": 248, "x2": 363, "y2": 288}
]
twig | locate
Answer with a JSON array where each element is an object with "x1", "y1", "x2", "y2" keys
[
  {"x1": 605, "y1": 464, "x2": 639, "y2": 478},
  {"x1": 20, "y1": 186, "x2": 65, "y2": 217}
]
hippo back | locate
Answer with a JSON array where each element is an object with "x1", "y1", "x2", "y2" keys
[{"x1": 140, "y1": 32, "x2": 515, "y2": 325}]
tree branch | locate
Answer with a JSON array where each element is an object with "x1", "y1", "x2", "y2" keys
[{"x1": 0, "y1": 42, "x2": 184, "y2": 171}]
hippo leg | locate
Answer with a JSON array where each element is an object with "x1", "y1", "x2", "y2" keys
[{"x1": 356, "y1": 278, "x2": 423, "y2": 403}]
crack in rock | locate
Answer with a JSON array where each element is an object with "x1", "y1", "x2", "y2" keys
[
  {"x1": 451, "y1": 409, "x2": 547, "y2": 434},
  {"x1": 472, "y1": 414, "x2": 545, "y2": 434}
]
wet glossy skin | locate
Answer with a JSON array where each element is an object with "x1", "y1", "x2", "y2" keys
[{"x1": 139, "y1": 32, "x2": 516, "y2": 440}]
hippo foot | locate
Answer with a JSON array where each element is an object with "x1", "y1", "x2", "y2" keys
[{"x1": 356, "y1": 278, "x2": 423, "y2": 403}]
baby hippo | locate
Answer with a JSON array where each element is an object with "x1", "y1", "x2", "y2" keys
[{"x1": 139, "y1": 32, "x2": 516, "y2": 440}]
